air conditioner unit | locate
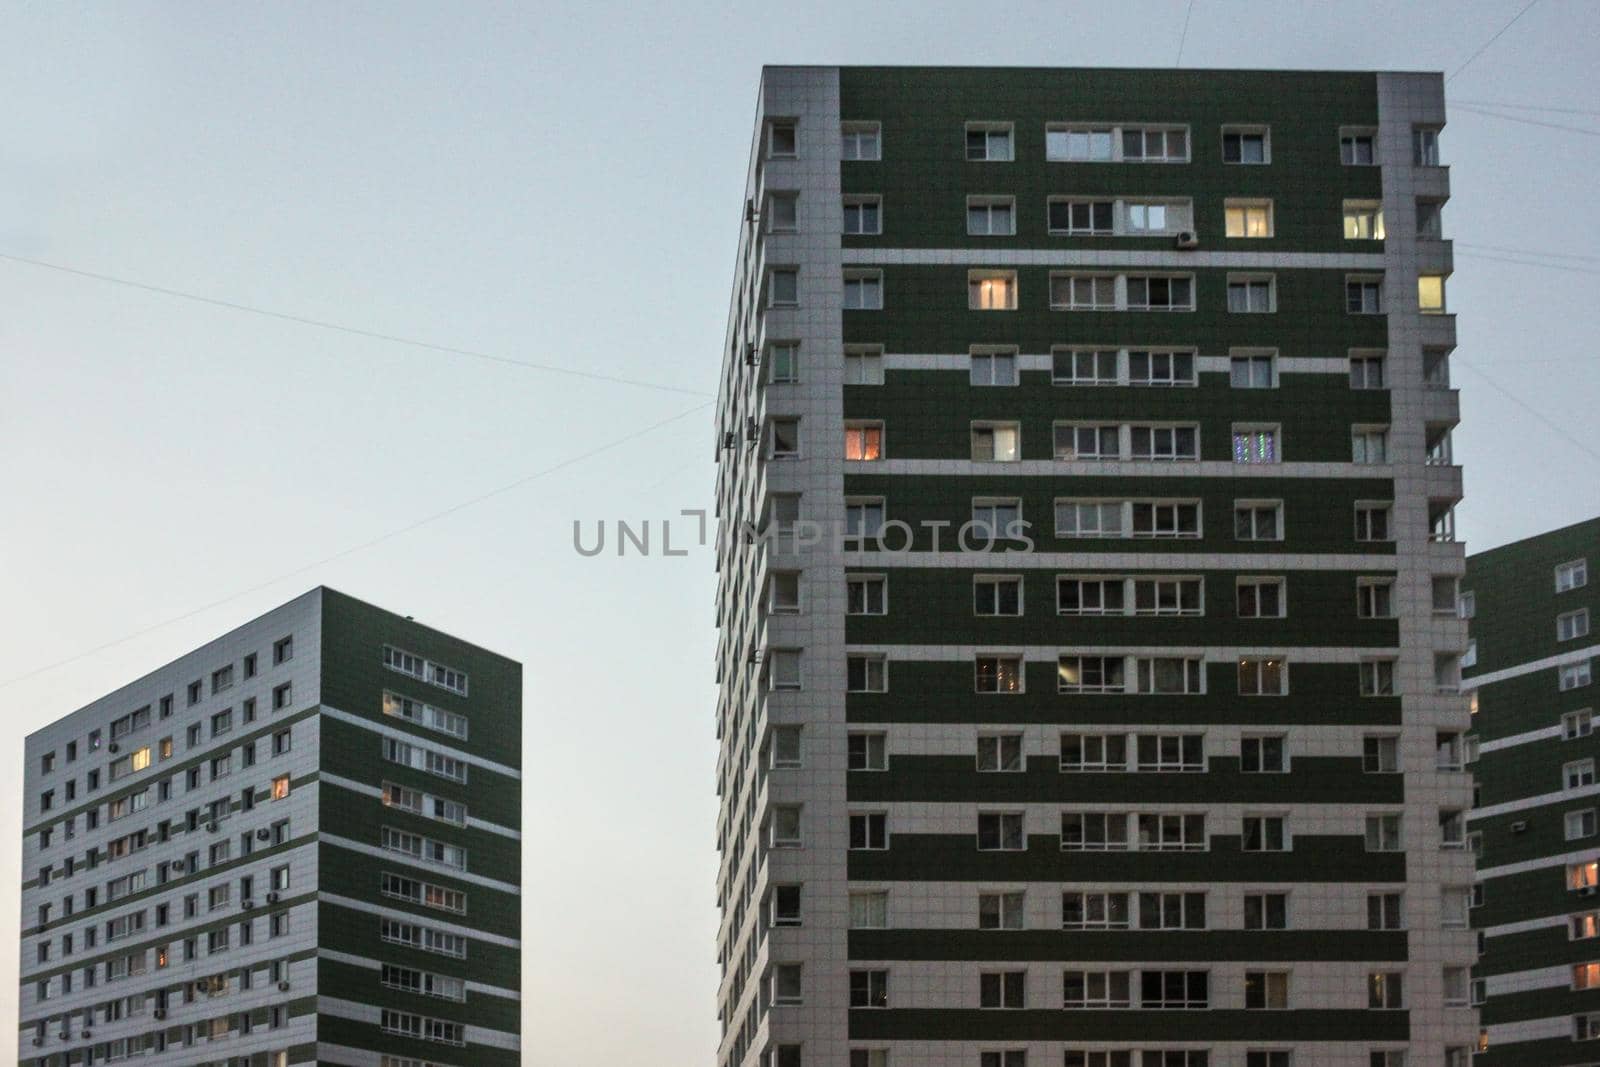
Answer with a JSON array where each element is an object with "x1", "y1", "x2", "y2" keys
[
  {"x1": 1510, "y1": 820, "x2": 1528, "y2": 833},
  {"x1": 744, "y1": 343, "x2": 758, "y2": 366},
  {"x1": 80, "y1": 1031, "x2": 91, "y2": 1039},
  {"x1": 256, "y1": 829, "x2": 271, "y2": 841},
  {"x1": 207, "y1": 822, "x2": 219, "y2": 833},
  {"x1": 109, "y1": 743, "x2": 119, "y2": 754},
  {"x1": 744, "y1": 198, "x2": 758, "y2": 224},
  {"x1": 267, "y1": 892, "x2": 280, "y2": 904},
  {"x1": 153, "y1": 1009, "x2": 166, "y2": 1020},
  {"x1": 1175, "y1": 231, "x2": 1198, "y2": 249},
  {"x1": 171, "y1": 858, "x2": 186, "y2": 871},
  {"x1": 241, "y1": 899, "x2": 254, "y2": 910},
  {"x1": 721, "y1": 430, "x2": 737, "y2": 450},
  {"x1": 277, "y1": 981, "x2": 291, "y2": 993},
  {"x1": 58, "y1": 1031, "x2": 69, "y2": 1040},
  {"x1": 30, "y1": 1038, "x2": 41, "y2": 1047},
  {"x1": 745, "y1": 416, "x2": 759, "y2": 443}
]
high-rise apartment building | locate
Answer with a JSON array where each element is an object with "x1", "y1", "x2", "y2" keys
[
  {"x1": 19, "y1": 587, "x2": 521, "y2": 1067},
  {"x1": 714, "y1": 67, "x2": 1471, "y2": 1067},
  {"x1": 1464, "y1": 517, "x2": 1600, "y2": 1065}
]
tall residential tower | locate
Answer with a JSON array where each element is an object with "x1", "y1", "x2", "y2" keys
[
  {"x1": 19, "y1": 587, "x2": 521, "y2": 1067},
  {"x1": 1464, "y1": 517, "x2": 1600, "y2": 1066},
  {"x1": 714, "y1": 66, "x2": 1472, "y2": 1067}
]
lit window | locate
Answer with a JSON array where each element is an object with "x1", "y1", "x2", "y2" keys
[
  {"x1": 843, "y1": 422, "x2": 884, "y2": 462},
  {"x1": 1224, "y1": 199, "x2": 1273, "y2": 238},
  {"x1": 969, "y1": 271, "x2": 1017, "y2": 310},
  {"x1": 1343, "y1": 201, "x2": 1386, "y2": 239},
  {"x1": 1232, "y1": 427, "x2": 1278, "y2": 464},
  {"x1": 270, "y1": 776, "x2": 290, "y2": 801},
  {"x1": 1418, "y1": 275, "x2": 1446, "y2": 313},
  {"x1": 976, "y1": 655, "x2": 1024, "y2": 694},
  {"x1": 971, "y1": 423, "x2": 1021, "y2": 462}
]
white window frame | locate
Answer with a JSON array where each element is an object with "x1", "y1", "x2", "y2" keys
[
  {"x1": 1227, "y1": 275, "x2": 1276, "y2": 313},
  {"x1": 965, "y1": 121, "x2": 1014, "y2": 162},
  {"x1": 1224, "y1": 198, "x2": 1274, "y2": 238},
  {"x1": 842, "y1": 195, "x2": 882, "y2": 236},
  {"x1": 843, "y1": 270, "x2": 883, "y2": 310},
  {"x1": 967, "y1": 196, "x2": 1017, "y2": 237},
  {"x1": 1221, "y1": 125, "x2": 1270, "y2": 164},
  {"x1": 969, "y1": 270, "x2": 1018, "y2": 311},
  {"x1": 1561, "y1": 609, "x2": 1592, "y2": 643},
  {"x1": 841, "y1": 121, "x2": 881, "y2": 161}
]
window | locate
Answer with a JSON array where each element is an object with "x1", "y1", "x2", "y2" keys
[
  {"x1": 977, "y1": 812, "x2": 1025, "y2": 851},
  {"x1": 1436, "y1": 731, "x2": 1464, "y2": 770},
  {"x1": 1355, "y1": 503, "x2": 1392, "y2": 542},
  {"x1": 1360, "y1": 659, "x2": 1396, "y2": 696},
  {"x1": 1346, "y1": 276, "x2": 1383, "y2": 314},
  {"x1": 1126, "y1": 274, "x2": 1194, "y2": 310},
  {"x1": 1141, "y1": 970, "x2": 1208, "y2": 1009},
  {"x1": 1061, "y1": 733, "x2": 1127, "y2": 772},
  {"x1": 1051, "y1": 272, "x2": 1116, "y2": 309},
  {"x1": 1567, "y1": 759, "x2": 1596, "y2": 789},
  {"x1": 1138, "y1": 812, "x2": 1206, "y2": 851},
  {"x1": 1136, "y1": 733, "x2": 1203, "y2": 771},
  {"x1": 272, "y1": 682, "x2": 292, "y2": 710},
  {"x1": 841, "y1": 121, "x2": 880, "y2": 160},
  {"x1": 1244, "y1": 892, "x2": 1287, "y2": 930},
  {"x1": 1369, "y1": 971, "x2": 1404, "y2": 1009},
  {"x1": 966, "y1": 122, "x2": 1013, "y2": 161},
  {"x1": 1561, "y1": 609, "x2": 1592, "y2": 642},
  {"x1": 1563, "y1": 661, "x2": 1594, "y2": 692},
  {"x1": 766, "y1": 119, "x2": 797, "y2": 158},
  {"x1": 1367, "y1": 892, "x2": 1403, "y2": 930},
  {"x1": 1126, "y1": 424, "x2": 1198, "y2": 462},
  {"x1": 849, "y1": 891, "x2": 887, "y2": 929},
  {"x1": 1063, "y1": 891, "x2": 1130, "y2": 929},
  {"x1": 1225, "y1": 199, "x2": 1273, "y2": 237},
  {"x1": 1558, "y1": 559, "x2": 1589, "y2": 592},
  {"x1": 1237, "y1": 578, "x2": 1284, "y2": 619},
  {"x1": 979, "y1": 891, "x2": 1025, "y2": 930},
  {"x1": 967, "y1": 196, "x2": 1016, "y2": 236},
  {"x1": 970, "y1": 346, "x2": 1018, "y2": 386},
  {"x1": 766, "y1": 341, "x2": 798, "y2": 384},
  {"x1": 1568, "y1": 810, "x2": 1597, "y2": 841},
  {"x1": 1230, "y1": 351, "x2": 1275, "y2": 387},
  {"x1": 765, "y1": 192, "x2": 797, "y2": 233},
  {"x1": 848, "y1": 732, "x2": 887, "y2": 771},
  {"x1": 1130, "y1": 577, "x2": 1202, "y2": 615},
  {"x1": 1225, "y1": 273, "x2": 1274, "y2": 313},
  {"x1": 1131, "y1": 500, "x2": 1201, "y2": 538},
  {"x1": 974, "y1": 576, "x2": 1023, "y2": 617},
  {"x1": 771, "y1": 964, "x2": 803, "y2": 1005},
  {"x1": 1242, "y1": 815, "x2": 1286, "y2": 852},
  {"x1": 1341, "y1": 127, "x2": 1376, "y2": 165},
  {"x1": 1414, "y1": 127, "x2": 1440, "y2": 166},
  {"x1": 1418, "y1": 275, "x2": 1446, "y2": 314},
  {"x1": 1127, "y1": 348, "x2": 1196, "y2": 386},
  {"x1": 980, "y1": 970, "x2": 1025, "y2": 1008},
  {"x1": 843, "y1": 270, "x2": 882, "y2": 310},
  {"x1": 766, "y1": 267, "x2": 799, "y2": 308},
  {"x1": 1235, "y1": 501, "x2": 1281, "y2": 541},
  {"x1": 969, "y1": 270, "x2": 1018, "y2": 311},
  {"x1": 769, "y1": 418, "x2": 799, "y2": 459},
  {"x1": 382, "y1": 692, "x2": 468, "y2": 740},
  {"x1": 1343, "y1": 200, "x2": 1385, "y2": 240},
  {"x1": 1123, "y1": 198, "x2": 1193, "y2": 234},
  {"x1": 1567, "y1": 710, "x2": 1595, "y2": 739},
  {"x1": 1245, "y1": 971, "x2": 1289, "y2": 1009},
  {"x1": 846, "y1": 654, "x2": 886, "y2": 693},
  {"x1": 842, "y1": 195, "x2": 880, "y2": 235},
  {"x1": 769, "y1": 726, "x2": 801, "y2": 769},
  {"x1": 1357, "y1": 579, "x2": 1396, "y2": 619},
  {"x1": 1139, "y1": 891, "x2": 1205, "y2": 929},
  {"x1": 971, "y1": 423, "x2": 1020, "y2": 462},
  {"x1": 769, "y1": 806, "x2": 801, "y2": 848},
  {"x1": 1053, "y1": 347, "x2": 1118, "y2": 385},
  {"x1": 768, "y1": 572, "x2": 800, "y2": 614},
  {"x1": 1366, "y1": 814, "x2": 1402, "y2": 851},
  {"x1": 971, "y1": 499, "x2": 1020, "y2": 539},
  {"x1": 843, "y1": 421, "x2": 883, "y2": 461},
  {"x1": 1048, "y1": 198, "x2": 1114, "y2": 235},
  {"x1": 850, "y1": 969, "x2": 889, "y2": 1008},
  {"x1": 1133, "y1": 656, "x2": 1204, "y2": 694},
  {"x1": 1063, "y1": 969, "x2": 1131, "y2": 1008},
  {"x1": 1350, "y1": 351, "x2": 1386, "y2": 389},
  {"x1": 844, "y1": 345, "x2": 884, "y2": 385},
  {"x1": 1046, "y1": 125, "x2": 1115, "y2": 161},
  {"x1": 1241, "y1": 735, "x2": 1286, "y2": 773},
  {"x1": 849, "y1": 812, "x2": 888, "y2": 850},
  {"x1": 1238, "y1": 658, "x2": 1287, "y2": 696},
  {"x1": 1418, "y1": 199, "x2": 1444, "y2": 238},
  {"x1": 1058, "y1": 655, "x2": 1127, "y2": 694},
  {"x1": 1577, "y1": 862, "x2": 1600, "y2": 891},
  {"x1": 977, "y1": 734, "x2": 1024, "y2": 773},
  {"x1": 1222, "y1": 126, "x2": 1268, "y2": 163},
  {"x1": 1232, "y1": 427, "x2": 1278, "y2": 464},
  {"x1": 1055, "y1": 421, "x2": 1119, "y2": 459},
  {"x1": 1121, "y1": 125, "x2": 1189, "y2": 162}
]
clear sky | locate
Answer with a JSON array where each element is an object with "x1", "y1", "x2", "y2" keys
[{"x1": 1, "y1": 1, "x2": 1596, "y2": 1061}]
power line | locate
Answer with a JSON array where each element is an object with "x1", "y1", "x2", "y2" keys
[
  {"x1": 1453, "y1": 355, "x2": 1600, "y2": 466},
  {"x1": 1455, "y1": 242, "x2": 1600, "y2": 264},
  {"x1": 0, "y1": 399, "x2": 712, "y2": 692},
  {"x1": 1446, "y1": 0, "x2": 1543, "y2": 83},
  {"x1": 0, "y1": 251, "x2": 713, "y2": 399},
  {"x1": 1455, "y1": 251, "x2": 1600, "y2": 276},
  {"x1": 1175, "y1": 0, "x2": 1195, "y2": 66},
  {"x1": 1451, "y1": 98, "x2": 1600, "y2": 118},
  {"x1": 1451, "y1": 103, "x2": 1600, "y2": 137}
]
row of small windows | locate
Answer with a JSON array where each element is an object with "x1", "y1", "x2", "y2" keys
[
  {"x1": 772, "y1": 192, "x2": 1427, "y2": 242},
  {"x1": 768, "y1": 117, "x2": 1443, "y2": 168},
  {"x1": 777, "y1": 572, "x2": 1457, "y2": 624},
  {"x1": 762, "y1": 343, "x2": 1449, "y2": 391},
  {"x1": 766, "y1": 267, "x2": 1448, "y2": 315},
  {"x1": 766, "y1": 726, "x2": 1469, "y2": 776},
  {"x1": 763, "y1": 883, "x2": 1473, "y2": 933},
  {"x1": 382, "y1": 645, "x2": 470, "y2": 697},
  {"x1": 38, "y1": 635, "x2": 293, "y2": 780}
]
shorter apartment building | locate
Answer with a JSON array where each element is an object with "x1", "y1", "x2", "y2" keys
[
  {"x1": 19, "y1": 587, "x2": 522, "y2": 1067},
  {"x1": 1466, "y1": 517, "x2": 1600, "y2": 1066}
]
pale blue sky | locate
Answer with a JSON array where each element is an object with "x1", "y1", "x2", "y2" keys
[{"x1": 1, "y1": 2, "x2": 1596, "y2": 1060}]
